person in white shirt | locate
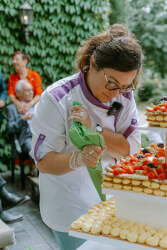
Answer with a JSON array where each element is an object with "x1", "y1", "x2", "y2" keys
[{"x1": 30, "y1": 24, "x2": 144, "y2": 250}]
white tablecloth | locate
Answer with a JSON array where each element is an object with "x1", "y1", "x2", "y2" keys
[{"x1": 77, "y1": 240, "x2": 157, "y2": 250}]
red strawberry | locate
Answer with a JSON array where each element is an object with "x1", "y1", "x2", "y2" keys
[
  {"x1": 157, "y1": 166, "x2": 165, "y2": 174},
  {"x1": 113, "y1": 169, "x2": 119, "y2": 176},
  {"x1": 158, "y1": 173, "x2": 166, "y2": 181},
  {"x1": 148, "y1": 172, "x2": 156, "y2": 179}
]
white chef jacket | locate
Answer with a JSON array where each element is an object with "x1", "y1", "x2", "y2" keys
[{"x1": 30, "y1": 72, "x2": 141, "y2": 232}]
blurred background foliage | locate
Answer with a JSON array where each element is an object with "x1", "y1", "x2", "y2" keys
[{"x1": 0, "y1": 0, "x2": 167, "y2": 170}]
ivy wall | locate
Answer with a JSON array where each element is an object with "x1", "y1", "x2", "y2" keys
[{"x1": 0, "y1": 0, "x2": 110, "y2": 170}]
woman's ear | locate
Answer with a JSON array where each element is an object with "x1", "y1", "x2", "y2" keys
[{"x1": 89, "y1": 55, "x2": 96, "y2": 72}]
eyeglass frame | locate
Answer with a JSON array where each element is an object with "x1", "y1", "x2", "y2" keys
[{"x1": 103, "y1": 70, "x2": 135, "y2": 93}]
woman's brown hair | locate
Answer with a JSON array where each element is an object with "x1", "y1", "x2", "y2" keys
[{"x1": 76, "y1": 24, "x2": 144, "y2": 88}]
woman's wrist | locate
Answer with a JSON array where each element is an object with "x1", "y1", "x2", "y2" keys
[{"x1": 69, "y1": 151, "x2": 85, "y2": 170}]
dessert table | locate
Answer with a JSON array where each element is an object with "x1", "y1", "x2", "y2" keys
[
  {"x1": 76, "y1": 240, "x2": 156, "y2": 250},
  {"x1": 69, "y1": 123, "x2": 167, "y2": 250}
]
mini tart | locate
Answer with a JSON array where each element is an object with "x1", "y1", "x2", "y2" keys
[
  {"x1": 159, "y1": 236, "x2": 167, "y2": 248},
  {"x1": 146, "y1": 236, "x2": 159, "y2": 247}
]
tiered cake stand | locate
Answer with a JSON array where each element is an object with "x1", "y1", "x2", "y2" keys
[{"x1": 69, "y1": 125, "x2": 167, "y2": 249}]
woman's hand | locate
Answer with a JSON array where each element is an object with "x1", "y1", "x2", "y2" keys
[
  {"x1": 81, "y1": 145, "x2": 106, "y2": 168},
  {"x1": 70, "y1": 105, "x2": 92, "y2": 129}
]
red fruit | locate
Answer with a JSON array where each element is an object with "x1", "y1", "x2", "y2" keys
[
  {"x1": 129, "y1": 158, "x2": 137, "y2": 163},
  {"x1": 162, "y1": 163, "x2": 167, "y2": 169},
  {"x1": 142, "y1": 160, "x2": 149, "y2": 166},
  {"x1": 156, "y1": 148, "x2": 165, "y2": 157},
  {"x1": 119, "y1": 168, "x2": 127, "y2": 174},
  {"x1": 141, "y1": 165, "x2": 149, "y2": 171},
  {"x1": 145, "y1": 153, "x2": 151, "y2": 157},
  {"x1": 113, "y1": 169, "x2": 119, "y2": 176},
  {"x1": 146, "y1": 107, "x2": 154, "y2": 112},
  {"x1": 134, "y1": 166, "x2": 142, "y2": 171},
  {"x1": 157, "y1": 166, "x2": 165, "y2": 174},
  {"x1": 158, "y1": 173, "x2": 166, "y2": 181},
  {"x1": 148, "y1": 172, "x2": 156, "y2": 179},
  {"x1": 142, "y1": 170, "x2": 148, "y2": 175},
  {"x1": 127, "y1": 166, "x2": 135, "y2": 174},
  {"x1": 111, "y1": 164, "x2": 120, "y2": 169},
  {"x1": 153, "y1": 106, "x2": 161, "y2": 111},
  {"x1": 150, "y1": 168, "x2": 158, "y2": 175},
  {"x1": 152, "y1": 158, "x2": 158, "y2": 165}
]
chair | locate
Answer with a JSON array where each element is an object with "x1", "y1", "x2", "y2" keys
[{"x1": 10, "y1": 134, "x2": 30, "y2": 190}]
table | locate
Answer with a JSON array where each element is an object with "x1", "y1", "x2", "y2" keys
[{"x1": 76, "y1": 240, "x2": 156, "y2": 250}]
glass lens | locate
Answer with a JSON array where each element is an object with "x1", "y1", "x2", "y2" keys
[{"x1": 105, "y1": 84, "x2": 135, "y2": 93}]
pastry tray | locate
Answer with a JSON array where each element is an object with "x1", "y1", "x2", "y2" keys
[{"x1": 69, "y1": 229, "x2": 160, "y2": 249}]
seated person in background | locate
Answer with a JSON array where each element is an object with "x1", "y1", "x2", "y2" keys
[
  {"x1": 0, "y1": 73, "x2": 29, "y2": 223},
  {"x1": 6, "y1": 79, "x2": 35, "y2": 176},
  {"x1": 0, "y1": 71, "x2": 7, "y2": 122},
  {"x1": 0, "y1": 175, "x2": 29, "y2": 223},
  {"x1": 8, "y1": 50, "x2": 43, "y2": 114}
]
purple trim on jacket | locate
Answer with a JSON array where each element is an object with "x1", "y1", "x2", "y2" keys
[
  {"x1": 123, "y1": 119, "x2": 137, "y2": 138},
  {"x1": 114, "y1": 105, "x2": 124, "y2": 128},
  {"x1": 122, "y1": 92, "x2": 132, "y2": 100},
  {"x1": 79, "y1": 72, "x2": 109, "y2": 110},
  {"x1": 49, "y1": 78, "x2": 80, "y2": 101},
  {"x1": 34, "y1": 134, "x2": 46, "y2": 162}
]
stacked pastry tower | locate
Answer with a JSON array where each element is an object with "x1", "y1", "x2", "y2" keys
[
  {"x1": 102, "y1": 144, "x2": 167, "y2": 197},
  {"x1": 70, "y1": 144, "x2": 167, "y2": 249},
  {"x1": 145, "y1": 96, "x2": 167, "y2": 127}
]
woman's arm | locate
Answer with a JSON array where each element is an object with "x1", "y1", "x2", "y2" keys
[
  {"x1": 101, "y1": 128, "x2": 129, "y2": 158},
  {"x1": 37, "y1": 145, "x2": 105, "y2": 175},
  {"x1": 37, "y1": 151, "x2": 72, "y2": 175}
]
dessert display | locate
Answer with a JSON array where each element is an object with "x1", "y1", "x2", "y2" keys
[
  {"x1": 102, "y1": 144, "x2": 167, "y2": 197},
  {"x1": 70, "y1": 200, "x2": 167, "y2": 249},
  {"x1": 145, "y1": 98, "x2": 167, "y2": 127}
]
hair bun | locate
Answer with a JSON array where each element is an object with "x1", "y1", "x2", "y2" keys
[{"x1": 109, "y1": 23, "x2": 129, "y2": 38}]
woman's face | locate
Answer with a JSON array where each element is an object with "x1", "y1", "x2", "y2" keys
[
  {"x1": 88, "y1": 64, "x2": 137, "y2": 103},
  {"x1": 12, "y1": 54, "x2": 27, "y2": 72}
]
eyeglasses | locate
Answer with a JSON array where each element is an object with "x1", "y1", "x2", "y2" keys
[{"x1": 103, "y1": 70, "x2": 135, "y2": 93}]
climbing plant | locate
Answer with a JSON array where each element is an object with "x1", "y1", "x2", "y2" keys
[{"x1": 0, "y1": 0, "x2": 110, "y2": 170}]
